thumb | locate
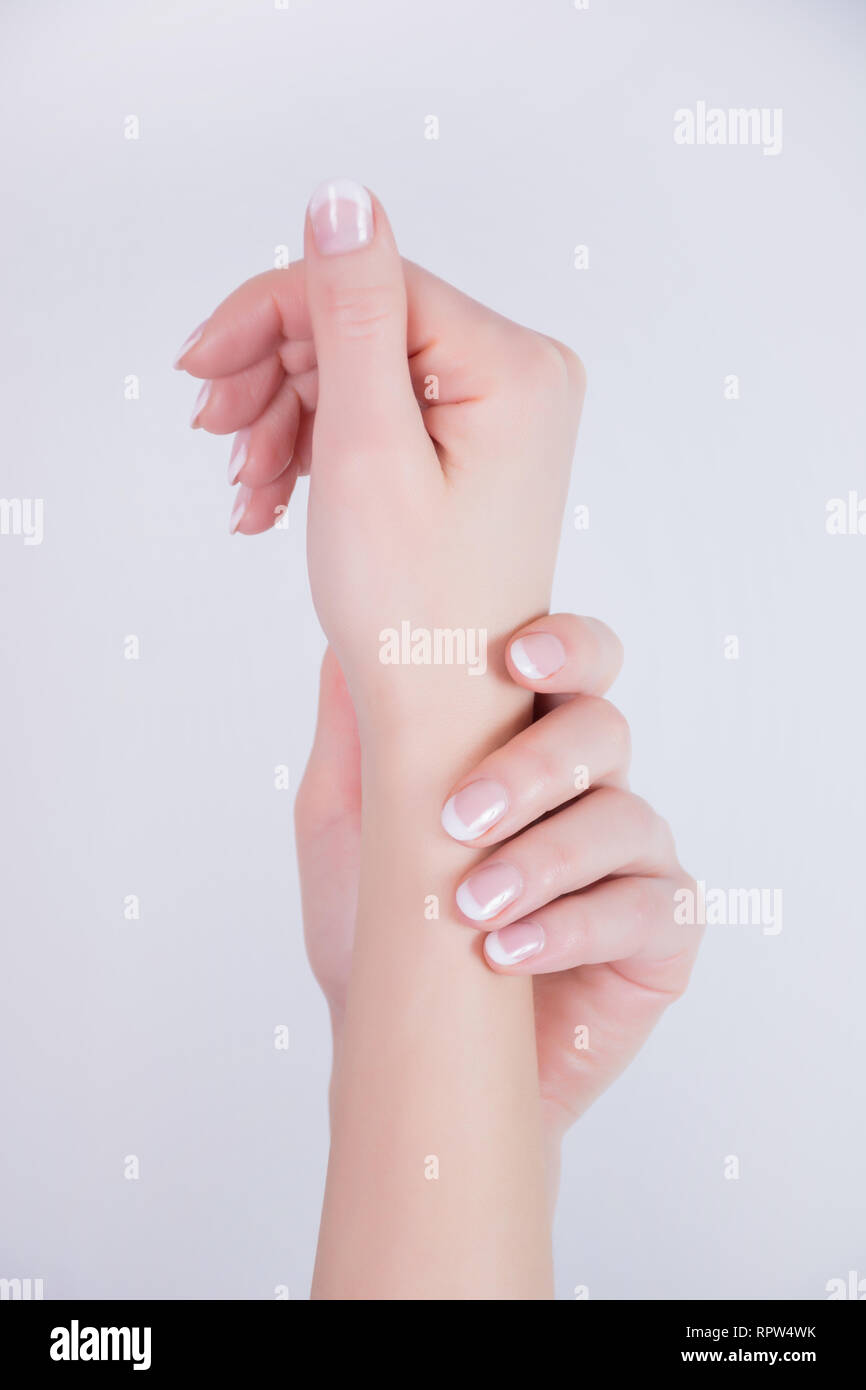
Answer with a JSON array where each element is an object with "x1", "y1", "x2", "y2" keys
[
  {"x1": 295, "y1": 647, "x2": 361, "y2": 1020},
  {"x1": 295, "y1": 646, "x2": 361, "y2": 836},
  {"x1": 303, "y1": 179, "x2": 418, "y2": 443}
]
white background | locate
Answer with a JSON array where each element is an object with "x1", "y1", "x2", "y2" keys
[{"x1": 1, "y1": 0, "x2": 863, "y2": 1300}]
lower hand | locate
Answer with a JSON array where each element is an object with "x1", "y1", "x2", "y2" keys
[{"x1": 295, "y1": 612, "x2": 700, "y2": 1177}]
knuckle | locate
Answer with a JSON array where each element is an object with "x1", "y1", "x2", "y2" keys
[
  {"x1": 618, "y1": 876, "x2": 657, "y2": 936},
  {"x1": 636, "y1": 801, "x2": 675, "y2": 864},
  {"x1": 577, "y1": 615, "x2": 624, "y2": 682},
  {"x1": 653, "y1": 814, "x2": 677, "y2": 862},
  {"x1": 658, "y1": 965, "x2": 691, "y2": 1003},
  {"x1": 542, "y1": 823, "x2": 578, "y2": 894},
  {"x1": 514, "y1": 332, "x2": 572, "y2": 396},
  {"x1": 597, "y1": 698, "x2": 632, "y2": 768},
  {"x1": 597, "y1": 620, "x2": 625, "y2": 678},
  {"x1": 550, "y1": 339, "x2": 588, "y2": 397},
  {"x1": 591, "y1": 782, "x2": 630, "y2": 819},
  {"x1": 662, "y1": 931, "x2": 699, "y2": 996},
  {"x1": 565, "y1": 904, "x2": 594, "y2": 959},
  {"x1": 515, "y1": 740, "x2": 565, "y2": 805},
  {"x1": 613, "y1": 790, "x2": 665, "y2": 857},
  {"x1": 322, "y1": 281, "x2": 400, "y2": 340},
  {"x1": 674, "y1": 872, "x2": 705, "y2": 947}
]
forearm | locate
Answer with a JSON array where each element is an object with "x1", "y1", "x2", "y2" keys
[{"x1": 312, "y1": 673, "x2": 553, "y2": 1300}]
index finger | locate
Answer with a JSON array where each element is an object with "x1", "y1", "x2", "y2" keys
[
  {"x1": 506, "y1": 613, "x2": 624, "y2": 699},
  {"x1": 174, "y1": 265, "x2": 310, "y2": 379},
  {"x1": 173, "y1": 257, "x2": 495, "y2": 382}
]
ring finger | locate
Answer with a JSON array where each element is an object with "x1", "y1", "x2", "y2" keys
[
  {"x1": 454, "y1": 786, "x2": 676, "y2": 928},
  {"x1": 228, "y1": 380, "x2": 302, "y2": 489},
  {"x1": 482, "y1": 873, "x2": 697, "y2": 980}
]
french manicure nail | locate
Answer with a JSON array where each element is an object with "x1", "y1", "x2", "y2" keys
[
  {"x1": 229, "y1": 485, "x2": 251, "y2": 535},
  {"x1": 510, "y1": 633, "x2": 566, "y2": 679},
  {"x1": 456, "y1": 863, "x2": 522, "y2": 922},
  {"x1": 441, "y1": 779, "x2": 509, "y2": 842},
  {"x1": 308, "y1": 178, "x2": 373, "y2": 256},
  {"x1": 190, "y1": 381, "x2": 211, "y2": 428},
  {"x1": 228, "y1": 430, "x2": 249, "y2": 484},
  {"x1": 173, "y1": 321, "x2": 206, "y2": 369},
  {"x1": 484, "y1": 921, "x2": 545, "y2": 966}
]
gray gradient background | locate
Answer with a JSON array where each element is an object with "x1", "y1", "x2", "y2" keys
[{"x1": 1, "y1": 0, "x2": 864, "y2": 1300}]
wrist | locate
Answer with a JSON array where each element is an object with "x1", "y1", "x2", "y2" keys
[
  {"x1": 352, "y1": 667, "x2": 533, "y2": 783},
  {"x1": 334, "y1": 612, "x2": 540, "y2": 760}
]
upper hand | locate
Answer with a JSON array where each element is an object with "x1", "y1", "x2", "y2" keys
[{"x1": 175, "y1": 180, "x2": 585, "y2": 731}]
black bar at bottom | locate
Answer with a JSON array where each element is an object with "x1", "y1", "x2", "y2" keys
[{"x1": 1, "y1": 1297, "x2": 862, "y2": 1375}]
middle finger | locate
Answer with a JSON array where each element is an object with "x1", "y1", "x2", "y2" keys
[{"x1": 440, "y1": 694, "x2": 631, "y2": 846}]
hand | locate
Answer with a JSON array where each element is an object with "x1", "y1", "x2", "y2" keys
[
  {"x1": 295, "y1": 616, "x2": 700, "y2": 1169},
  {"x1": 174, "y1": 180, "x2": 584, "y2": 734}
]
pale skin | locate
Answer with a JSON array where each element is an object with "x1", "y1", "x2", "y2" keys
[{"x1": 176, "y1": 182, "x2": 700, "y2": 1298}]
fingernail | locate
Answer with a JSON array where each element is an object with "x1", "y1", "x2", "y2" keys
[
  {"x1": 228, "y1": 429, "x2": 250, "y2": 484},
  {"x1": 456, "y1": 863, "x2": 522, "y2": 922},
  {"x1": 190, "y1": 381, "x2": 211, "y2": 428},
  {"x1": 484, "y1": 921, "x2": 545, "y2": 966},
  {"x1": 174, "y1": 321, "x2": 206, "y2": 369},
  {"x1": 441, "y1": 779, "x2": 509, "y2": 842},
  {"x1": 308, "y1": 178, "x2": 373, "y2": 256},
  {"x1": 229, "y1": 484, "x2": 251, "y2": 535},
  {"x1": 510, "y1": 633, "x2": 566, "y2": 680}
]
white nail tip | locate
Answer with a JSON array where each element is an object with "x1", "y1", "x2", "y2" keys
[
  {"x1": 229, "y1": 491, "x2": 247, "y2": 535},
  {"x1": 190, "y1": 381, "x2": 210, "y2": 427},
  {"x1": 456, "y1": 880, "x2": 515, "y2": 922},
  {"x1": 440, "y1": 797, "x2": 484, "y2": 842},
  {"x1": 484, "y1": 928, "x2": 544, "y2": 966},
  {"x1": 509, "y1": 638, "x2": 543, "y2": 679},
  {"x1": 309, "y1": 177, "x2": 372, "y2": 220},
  {"x1": 228, "y1": 442, "x2": 247, "y2": 484},
  {"x1": 174, "y1": 326, "x2": 203, "y2": 367},
  {"x1": 483, "y1": 933, "x2": 514, "y2": 965}
]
